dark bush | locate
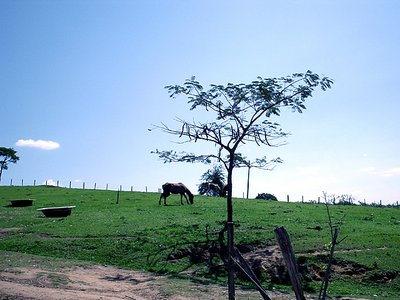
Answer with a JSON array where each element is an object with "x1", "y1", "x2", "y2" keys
[{"x1": 255, "y1": 193, "x2": 278, "y2": 201}]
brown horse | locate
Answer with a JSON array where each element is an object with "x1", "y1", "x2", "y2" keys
[{"x1": 159, "y1": 182, "x2": 194, "y2": 205}]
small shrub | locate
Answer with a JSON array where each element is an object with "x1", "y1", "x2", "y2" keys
[
  {"x1": 337, "y1": 194, "x2": 356, "y2": 205},
  {"x1": 255, "y1": 193, "x2": 277, "y2": 201}
]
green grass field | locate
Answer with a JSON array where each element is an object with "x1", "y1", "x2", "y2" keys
[{"x1": 1, "y1": 185, "x2": 399, "y2": 299}]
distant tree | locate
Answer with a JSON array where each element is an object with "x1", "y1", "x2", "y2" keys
[
  {"x1": 0, "y1": 147, "x2": 20, "y2": 183},
  {"x1": 255, "y1": 193, "x2": 278, "y2": 201},
  {"x1": 198, "y1": 165, "x2": 226, "y2": 196},
  {"x1": 153, "y1": 71, "x2": 332, "y2": 298}
]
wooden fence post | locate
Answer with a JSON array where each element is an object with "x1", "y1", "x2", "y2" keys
[
  {"x1": 116, "y1": 190, "x2": 120, "y2": 204},
  {"x1": 274, "y1": 226, "x2": 306, "y2": 300},
  {"x1": 287, "y1": 195, "x2": 289, "y2": 202},
  {"x1": 34, "y1": 180, "x2": 36, "y2": 186}
]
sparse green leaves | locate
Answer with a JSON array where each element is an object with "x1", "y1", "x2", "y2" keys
[
  {"x1": 0, "y1": 147, "x2": 20, "y2": 182},
  {"x1": 231, "y1": 153, "x2": 283, "y2": 170},
  {"x1": 151, "y1": 149, "x2": 213, "y2": 164},
  {"x1": 155, "y1": 71, "x2": 332, "y2": 173}
]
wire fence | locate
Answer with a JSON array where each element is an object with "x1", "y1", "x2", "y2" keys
[
  {"x1": 1, "y1": 178, "x2": 162, "y2": 193},
  {"x1": 2, "y1": 178, "x2": 399, "y2": 207}
]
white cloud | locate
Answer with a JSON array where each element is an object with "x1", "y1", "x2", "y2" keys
[{"x1": 15, "y1": 139, "x2": 60, "y2": 150}]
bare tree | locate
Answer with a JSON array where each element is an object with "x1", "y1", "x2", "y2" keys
[
  {"x1": 153, "y1": 71, "x2": 333, "y2": 299},
  {"x1": 318, "y1": 192, "x2": 347, "y2": 300}
]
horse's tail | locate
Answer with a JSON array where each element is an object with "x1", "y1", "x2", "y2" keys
[{"x1": 185, "y1": 188, "x2": 194, "y2": 204}]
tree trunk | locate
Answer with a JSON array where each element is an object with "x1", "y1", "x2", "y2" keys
[
  {"x1": 227, "y1": 157, "x2": 235, "y2": 299},
  {"x1": 318, "y1": 227, "x2": 339, "y2": 300},
  {"x1": 0, "y1": 165, "x2": 3, "y2": 183}
]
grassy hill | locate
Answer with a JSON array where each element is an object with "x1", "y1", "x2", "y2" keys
[{"x1": 0, "y1": 185, "x2": 399, "y2": 299}]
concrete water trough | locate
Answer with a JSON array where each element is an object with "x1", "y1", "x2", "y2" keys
[
  {"x1": 37, "y1": 206, "x2": 76, "y2": 218},
  {"x1": 10, "y1": 199, "x2": 34, "y2": 207}
]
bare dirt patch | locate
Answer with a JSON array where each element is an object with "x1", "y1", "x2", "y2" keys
[
  {"x1": 0, "y1": 228, "x2": 20, "y2": 238},
  {"x1": 0, "y1": 265, "x2": 160, "y2": 300},
  {"x1": 0, "y1": 249, "x2": 374, "y2": 299},
  {"x1": 0, "y1": 263, "x2": 299, "y2": 300}
]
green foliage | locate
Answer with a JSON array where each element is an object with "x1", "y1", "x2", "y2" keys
[
  {"x1": 155, "y1": 71, "x2": 333, "y2": 171},
  {"x1": 0, "y1": 147, "x2": 19, "y2": 182},
  {"x1": 255, "y1": 193, "x2": 278, "y2": 201},
  {"x1": 198, "y1": 165, "x2": 226, "y2": 196},
  {"x1": 0, "y1": 186, "x2": 399, "y2": 298}
]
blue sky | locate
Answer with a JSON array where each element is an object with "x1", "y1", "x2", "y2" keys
[{"x1": 1, "y1": 0, "x2": 399, "y2": 204}]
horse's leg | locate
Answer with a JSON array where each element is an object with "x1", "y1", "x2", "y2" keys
[
  {"x1": 183, "y1": 193, "x2": 189, "y2": 204},
  {"x1": 164, "y1": 193, "x2": 170, "y2": 206},
  {"x1": 160, "y1": 192, "x2": 169, "y2": 205},
  {"x1": 159, "y1": 194, "x2": 163, "y2": 205},
  {"x1": 180, "y1": 193, "x2": 184, "y2": 205}
]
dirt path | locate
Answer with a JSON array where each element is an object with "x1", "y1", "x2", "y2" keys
[
  {"x1": 0, "y1": 246, "x2": 374, "y2": 300},
  {"x1": 0, "y1": 263, "x2": 298, "y2": 300},
  {"x1": 0, "y1": 264, "x2": 308, "y2": 300},
  {"x1": 1, "y1": 264, "x2": 161, "y2": 300}
]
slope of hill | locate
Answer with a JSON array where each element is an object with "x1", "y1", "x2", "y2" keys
[{"x1": 1, "y1": 186, "x2": 399, "y2": 299}]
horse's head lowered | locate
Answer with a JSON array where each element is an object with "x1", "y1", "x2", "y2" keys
[{"x1": 188, "y1": 193, "x2": 194, "y2": 204}]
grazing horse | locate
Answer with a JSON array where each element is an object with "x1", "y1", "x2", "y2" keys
[{"x1": 159, "y1": 182, "x2": 194, "y2": 205}]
